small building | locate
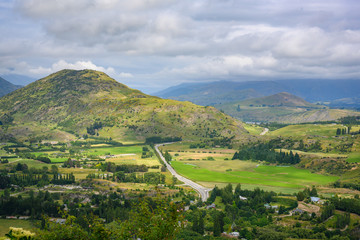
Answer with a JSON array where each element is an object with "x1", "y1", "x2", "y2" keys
[
  {"x1": 292, "y1": 208, "x2": 305, "y2": 215},
  {"x1": 239, "y1": 196, "x2": 247, "y2": 201},
  {"x1": 264, "y1": 203, "x2": 278, "y2": 209},
  {"x1": 310, "y1": 197, "x2": 320, "y2": 203},
  {"x1": 206, "y1": 203, "x2": 216, "y2": 209},
  {"x1": 229, "y1": 232, "x2": 240, "y2": 237}
]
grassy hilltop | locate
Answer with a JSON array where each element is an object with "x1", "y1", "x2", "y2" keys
[{"x1": 0, "y1": 69, "x2": 246, "y2": 142}]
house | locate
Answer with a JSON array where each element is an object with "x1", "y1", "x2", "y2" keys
[
  {"x1": 239, "y1": 196, "x2": 247, "y2": 201},
  {"x1": 291, "y1": 208, "x2": 305, "y2": 215},
  {"x1": 264, "y1": 203, "x2": 278, "y2": 209},
  {"x1": 229, "y1": 232, "x2": 240, "y2": 237},
  {"x1": 310, "y1": 197, "x2": 320, "y2": 203},
  {"x1": 206, "y1": 203, "x2": 216, "y2": 209}
]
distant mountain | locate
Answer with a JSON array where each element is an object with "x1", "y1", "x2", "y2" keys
[
  {"x1": 238, "y1": 92, "x2": 319, "y2": 108},
  {"x1": 215, "y1": 92, "x2": 360, "y2": 123},
  {"x1": 155, "y1": 81, "x2": 283, "y2": 105},
  {"x1": 0, "y1": 69, "x2": 246, "y2": 142},
  {"x1": 0, "y1": 77, "x2": 22, "y2": 97},
  {"x1": 2, "y1": 74, "x2": 36, "y2": 86},
  {"x1": 328, "y1": 97, "x2": 360, "y2": 110},
  {"x1": 155, "y1": 79, "x2": 360, "y2": 107}
]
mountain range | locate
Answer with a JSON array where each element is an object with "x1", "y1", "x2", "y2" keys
[
  {"x1": 155, "y1": 79, "x2": 360, "y2": 108},
  {"x1": 215, "y1": 92, "x2": 360, "y2": 123},
  {"x1": 0, "y1": 69, "x2": 246, "y2": 142}
]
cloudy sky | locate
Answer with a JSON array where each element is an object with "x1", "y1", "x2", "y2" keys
[{"x1": 1, "y1": 0, "x2": 360, "y2": 93}]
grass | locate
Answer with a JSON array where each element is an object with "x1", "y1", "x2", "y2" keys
[
  {"x1": 171, "y1": 161, "x2": 338, "y2": 192},
  {"x1": 0, "y1": 219, "x2": 36, "y2": 237},
  {"x1": 277, "y1": 149, "x2": 348, "y2": 158},
  {"x1": 0, "y1": 158, "x2": 52, "y2": 169},
  {"x1": 60, "y1": 168, "x2": 98, "y2": 180},
  {"x1": 243, "y1": 124, "x2": 264, "y2": 135},
  {"x1": 347, "y1": 153, "x2": 360, "y2": 163},
  {"x1": 84, "y1": 146, "x2": 143, "y2": 156},
  {"x1": 269, "y1": 124, "x2": 344, "y2": 138},
  {"x1": 106, "y1": 157, "x2": 160, "y2": 167}
]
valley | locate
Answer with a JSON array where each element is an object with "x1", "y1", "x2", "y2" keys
[{"x1": 0, "y1": 70, "x2": 360, "y2": 239}]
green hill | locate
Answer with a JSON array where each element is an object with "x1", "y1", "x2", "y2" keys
[
  {"x1": 215, "y1": 92, "x2": 360, "y2": 123},
  {"x1": 0, "y1": 69, "x2": 246, "y2": 142}
]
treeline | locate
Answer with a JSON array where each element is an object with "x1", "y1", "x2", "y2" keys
[
  {"x1": 333, "y1": 180, "x2": 360, "y2": 191},
  {"x1": 339, "y1": 116, "x2": 360, "y2": 125},
  {"x1": 1, "y1": 173, "x2": 75, "y2": 188},
  {"x1": 0, "y1": 190, "x2": 62, "y2": 218},
  {"x1": 141, "y1": 146, "x2": 153, "y2": 158},
  {"x1": 145, "y1": 136, "x2": 182, "y2": 144},
  {"x1": 232, "y1": 143, "x2": 301, "y2": 164},
  {"x1": 86, "y1": 121, "x2": 103, "y2": 135},
  {"x1": 87, "y1": 172, "x2": 165, "y2": 185},
  {"x1": 97, "y1": 162, "x2": 148, "y2": 173},
  {"x1": 331, "y1": 196, "x2": 360, "y2": 215},
  {"x1": 17, "y1": 152, "x2": 51, "y2": 163}
]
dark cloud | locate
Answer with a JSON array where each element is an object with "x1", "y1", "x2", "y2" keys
[{"x1": 0, "y1": 0, "x2": 359, "y2": 92}]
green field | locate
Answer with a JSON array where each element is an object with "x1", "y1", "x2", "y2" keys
[
  {"x1": 269, "y1": 124, "x2": 344, "y2": 137},
  {"x1": 171, "y1": 161, "x2": 338, "y2": 192},
  {"x1": 0, "y1": 219, "x2": 36, "y2": 237},
  {"x1": 347, "y1": 153, "x2": 360, "y2": 163},
  {"x1": 84, "y1": 146, "x2": 144, "y2": 156},
  {"x1": 243, "y1": 124, "x2": 264, "y2": 135}
]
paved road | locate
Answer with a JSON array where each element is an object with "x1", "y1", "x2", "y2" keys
[
  {"x1": 155, "y1": 143, "x2": 211, "y2": 202},
  {"x1": 260, "y1": 127, "x2": 269, "y2": 135}
]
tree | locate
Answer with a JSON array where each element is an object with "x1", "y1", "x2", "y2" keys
[
  {"x1": 297, "y1": 191, "x2": 305, "y2": 201},
  {"x1": 118, "y1": 197, "x2": 184, "y2": 239},
  {"x1": 213, "y1": 211, "x2": 224, "y2": 237},
  {"x1": 336, "y1": 128, "x2": 341, "y2": 135},
  {"x1": 51, "y1": 165, "x2": 59, "y2": 174},
  {"x1": 235, "y1": 183, "x2": 241, "y2": 196},
  {"x1": 236, "y1": 105, "x2": 241, "y2": 112},
  {"x1": 310, "y1": 186, "x2": 318, "y2": 197}
]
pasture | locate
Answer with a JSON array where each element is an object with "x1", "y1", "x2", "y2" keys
[
  {"x1": 0, "y1": 219, "x2": 36, "y2": 237},
  {"x1": 84, "y1": 145, "x2": 144, "y2": 156},
  {"x1": 171, "y1": 160, "x2": 338, "y2": 193},
  {"x1": 243, "y1": 124, "x2": 264, "y2": 135},
  {"x1": 269, "y1": 124, "x2": 343, "y2": 138},
  {"x1": 347, "y1": 152, "x2": 360, "y2": 163}
]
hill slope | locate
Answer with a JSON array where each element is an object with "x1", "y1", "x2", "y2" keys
[
  {"x1": 0, "y1": 77, "x2": 22, "y2": 97},
  {"x1": 215, "y1": 92, "x2": 360, "y2": 123},
  {"x1": 0, "y1": 69, "x2": 246, "y2": 141},
  {"x1": 238, "y1": 92, "x2": 319, "y2": 108}
]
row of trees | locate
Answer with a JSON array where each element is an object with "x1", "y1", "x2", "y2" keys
[
  {"x1": 98, "y1": 162, "x2": 148, "y2": 173},
  {"x1": 0, "y1": 190, "x2": 62, "y2": 218},
  {"x1": 87, "y1": 171, "x2": 165, "y2": 184},
  {"x1": 1, "y1": 173, "x2": 76, "y2": 188},
  {"x1": 232, "y1": 143, "x2": 301, "y2": 164}
]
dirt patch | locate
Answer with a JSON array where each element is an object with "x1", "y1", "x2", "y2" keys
[{"x1": 298, "y1": 201, "x2": 320, "y2": 214}]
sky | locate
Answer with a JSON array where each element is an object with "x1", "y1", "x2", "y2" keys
[{"x1": 1, "y1": 0, "x2": 360, "y2": 93}]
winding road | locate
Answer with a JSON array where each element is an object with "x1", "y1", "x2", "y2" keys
[
  {"x1": 155, "y1": 143, "x2": 211, "y2": 202},
  {"x1": 260, "y1": 127, "x2": 269, "y2": 135}
]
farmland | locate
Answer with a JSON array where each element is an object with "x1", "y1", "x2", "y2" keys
[
  {"x1": 268, "y1": 123, "x2": 345, "y2": 138},
  {"x1": 0, "y1": 219, "x2": 36, "y2": 237},
  {"x1": 171, "y1": 160, "x2": 338, "y2": 193}
]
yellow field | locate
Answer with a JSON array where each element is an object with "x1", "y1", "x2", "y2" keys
[
  {"x1": 60, "y1": 167, "x2": 98, "y2": 180},
  {"x1": 106, "y1": 156, "x2": 161, "y2": 167},
  {"x1": 276, "y1": 149, "x2": 348, "y2": 158}
]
